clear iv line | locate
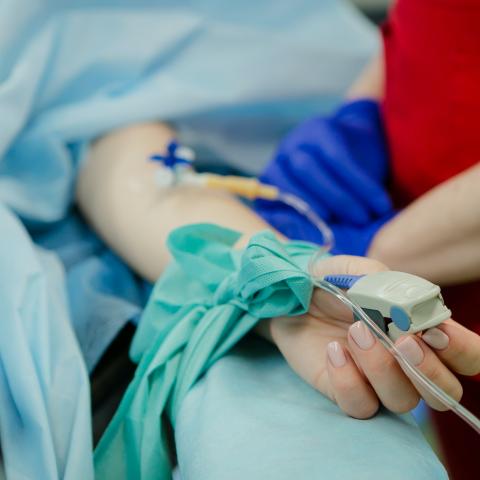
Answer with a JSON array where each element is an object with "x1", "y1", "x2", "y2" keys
[{"x1": 278, "y1": 192, "x2": 334, "y2": 253}]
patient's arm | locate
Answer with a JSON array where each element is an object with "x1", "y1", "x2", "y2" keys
[
  {"x1": 76, "y1": 123, "x2": 479, "y2": 420},
  {"x1": 76, "y1": 122, "x2": 271, "y2": 282},
  {"x1": 368, "y1": 163, "x2": 480, "y2": 285}
]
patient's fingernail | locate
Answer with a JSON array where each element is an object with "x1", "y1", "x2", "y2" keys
[
  {"x1": 327, "y1": 341, "x2": 347, "y2": 368},
  {"x1": 349, "y1": 321, "x2": 375, "y2": 350},
  {"x1": 396, "y1": 336, "x2": 424, "y2": 366},
  {"x1": 422, "y1": 328, "x2": 449, "y2": 350}
]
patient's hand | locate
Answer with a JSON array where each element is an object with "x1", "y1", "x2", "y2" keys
[{"x1": 259, "y1": 255, "x2": 480, "y2": 419}]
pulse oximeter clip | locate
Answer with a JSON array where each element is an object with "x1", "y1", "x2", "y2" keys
[{"x1": 323, "y1": 271, "x2": 451, "y2": 341}]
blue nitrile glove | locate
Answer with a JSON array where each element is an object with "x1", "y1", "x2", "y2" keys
[
  {"x1": 328, "y1": 213, "x2": 396, "y2": 256},
  {"x1": 255, "y1": 99, "x2": 391, "y2": 227},
  {"x1": 260, "y1": 203, "x2": 395, "y2": 257}
]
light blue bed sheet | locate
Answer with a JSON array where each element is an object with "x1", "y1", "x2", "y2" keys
[
  {"x1": 176, "y1": 335, "x2": 448, "y2": 480},
  {"x1": 0, "y1": 0, "x2": 378, "y2": 224},
  {"x1": 0, "y1": 205, "x2": 93, "y2": 480},
  {"x1": 0, "y1": 0, "x2": 384, "y2": 477}
]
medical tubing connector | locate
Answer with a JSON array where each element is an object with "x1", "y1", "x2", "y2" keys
[{"x1": 202, "y1": 174, "x2": 279, "y2": 200}]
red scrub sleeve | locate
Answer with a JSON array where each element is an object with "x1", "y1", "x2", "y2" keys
[
  {"x1": 381, "y1": 1, "x2": 480, "y2": 478},
  {"x1": 382, "y1": 0, "x2": 480, "y2": 204}
]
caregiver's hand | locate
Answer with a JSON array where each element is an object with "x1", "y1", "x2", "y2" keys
[
  {"x1": 253, "y1": 201, "x2": 395, "y2": 256},
  {"x1": 255, "y1": 99, "x2": 392, "y2": 227},
  {"x1": 259, "y1": 255, "x2": 480, "y2": 419}
]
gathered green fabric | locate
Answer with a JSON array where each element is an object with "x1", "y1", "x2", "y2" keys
[{"x1": 94, "y1": 223, "x2": 319, "y2": 479}]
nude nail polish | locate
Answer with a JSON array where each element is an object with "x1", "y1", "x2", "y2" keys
[
  {"x1": 327, "y1": 341, "x2": 347, "y2": 368},
  {"x1": 396, "y1": 336, "x2": 425, "y2": 366},
  {"x1": 422, "y1": 328, "x2": 449, "y2": 350},
  {"x1": 349, "y1": 321, "x2": 375, "y2": 350}
]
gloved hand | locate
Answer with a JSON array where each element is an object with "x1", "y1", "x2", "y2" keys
[
  {"x1": 255, "y1": 99, "x2": 392, "y2": 227},
  {"x1": 329, "y1": 213, "x2": 396, "y2": 256},
  {"x1": 261, "y1": 202, "x2": 395, "y2": 256}
]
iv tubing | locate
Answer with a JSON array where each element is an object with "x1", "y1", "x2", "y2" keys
[{"x1": 197, "y1": 174, "x2": 335, "y2": 249}]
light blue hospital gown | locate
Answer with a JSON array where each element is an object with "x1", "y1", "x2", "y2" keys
[{"x1": 0, "y1": 0, "x2": 447, "y2": 478}]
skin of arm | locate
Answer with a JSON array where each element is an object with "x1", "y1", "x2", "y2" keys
[
  {"x1": 76, "y1": 122, "x2": 271, "y2": 282},
  {"x1": 345, "y1": 53, "x2": 480, "y2": 286},
  {"x1": 346, "y1": 53, "x2": 384, "y2": 100},
  {"x1": 368, "y1": 162, "x2": 480, "y2": 286}
]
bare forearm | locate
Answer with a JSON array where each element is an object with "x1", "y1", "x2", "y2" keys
[
  {"x1": 346, "y1": 52, "x2": 384, "y2": 100},
  {"x1": 368, "y1": 163, "x2": 480, "y2": 285},
  {"x1": 76, "y1": 123, "x2": 273, "y2": 282}
]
